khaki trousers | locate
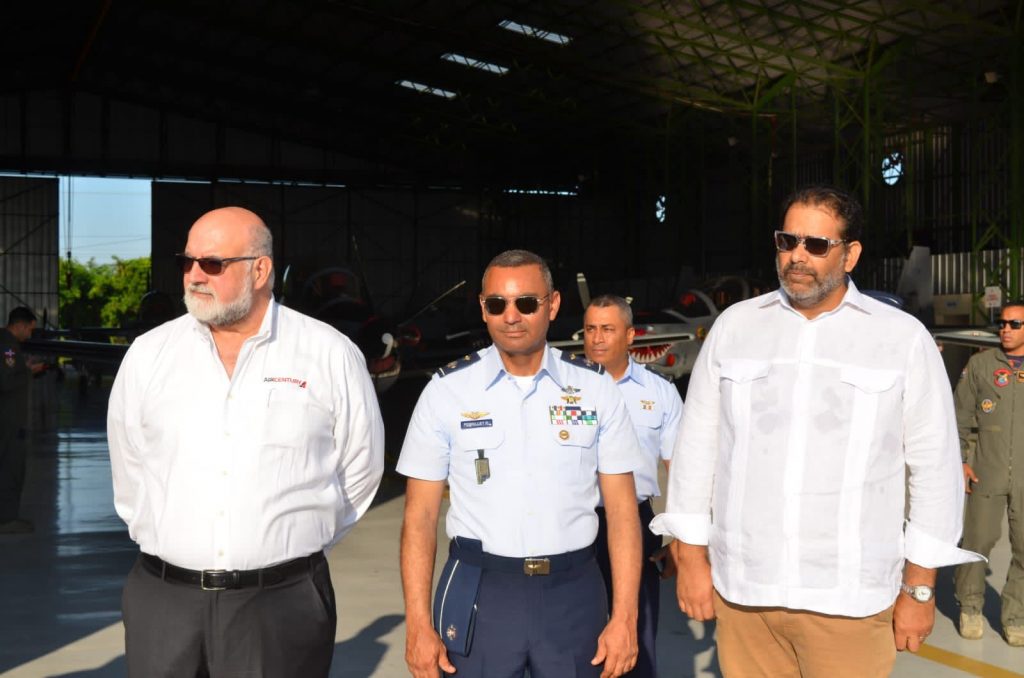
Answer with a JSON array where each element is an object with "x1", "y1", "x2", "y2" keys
[{"x1": 713, "y1": 590, "x2": 896, "y2": 678}]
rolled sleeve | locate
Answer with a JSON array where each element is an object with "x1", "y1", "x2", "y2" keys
[
  {"x1": 649, "y1": 512, "x2": 710, "y2": 545},
  {"x1": 904, "y1": 520, "x2": 984, "y2": 568}
]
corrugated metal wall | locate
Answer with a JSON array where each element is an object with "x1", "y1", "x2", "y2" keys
[{"x1": 0, "y1": 176, "x2": 58, "y2": 326}]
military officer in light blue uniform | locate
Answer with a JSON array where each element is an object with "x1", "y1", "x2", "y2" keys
[
  {"x1": 399, "y1": 249, "x2": 646, "y2": 678},
  {"x1": 584, "y1": 294, "x2": 684, "y2": 678}
]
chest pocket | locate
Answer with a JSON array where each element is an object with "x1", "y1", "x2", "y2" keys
[
  {"x1": 630, "y1": 404, "x2": 662, "y2": 430},
  {"x1": 720, "y1": 359, "x2": 772, "y2": 384},
  {"x1": 839, "y1": 366, "x2": 900, "y2": 394},
  {"x1": 838, "y1": 366, "x2": 900, "y2": 441},
  {"x1": 550, "y1": 422, "x2": 598, "y2": 448},
  {"x1": 454, "y1": 426, "x2": 505, "y2": 453},
  {"x1": 263, "y1": 387, "x2": 332, "y2": 448}
]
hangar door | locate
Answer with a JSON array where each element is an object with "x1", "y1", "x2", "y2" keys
[{"x1": 0, "y1": 177, "x2": 58, "y2": 326}]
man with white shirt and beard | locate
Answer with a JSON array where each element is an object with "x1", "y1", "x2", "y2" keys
[
  {"x1": 651, "y1": 185, "x2": 982, "y2": 677},
  {"x1": 107, "y1": 206, "x2": 385, "y2": 678}
]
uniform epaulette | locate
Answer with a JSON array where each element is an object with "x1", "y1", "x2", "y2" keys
[
  {"x1": 647, "y1": 366, "x2": 673, "y2": 383},
  {"x1": 561, "y1": 351, "x2": 605, "y2": 374},
  {"x1": 435, "y1": 352, "x2": 481, "y2": 377}
]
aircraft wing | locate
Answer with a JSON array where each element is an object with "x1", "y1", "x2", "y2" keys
[
  {"x1": 932, "y1": 329, "x2": 1000, "y2": 350},
  {"x1": 550, "y1": 331, "x2": 695, "y2": 352},
  {"x1": 22, "y1": 338, "x2": 130, "y2": 365}
]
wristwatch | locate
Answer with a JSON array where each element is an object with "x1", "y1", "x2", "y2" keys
[{"x1": 900, "y1": 582, "x2": 935, "y2": 603}]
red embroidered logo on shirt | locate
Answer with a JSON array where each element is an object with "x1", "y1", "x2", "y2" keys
[
  {"x1": 994, "y1": 369, "x2": 1012, "y2": 388},
  {"x1": 264, "y1": 377, "x2": 307, "y2": 388}
]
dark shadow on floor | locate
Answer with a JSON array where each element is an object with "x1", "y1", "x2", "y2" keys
[
  {"x1": 330, "y1": 614, "x2": 404, "y2": 677},
  {"x1": 935, "y1": 563, "x2": 1003, "y2": 634},
  {"x1": 49, "y1": 655, "x2": 125, "y2": 678}
]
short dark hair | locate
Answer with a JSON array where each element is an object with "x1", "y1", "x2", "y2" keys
[
  {"x1": 780, "y1": 185, "x2": 863, "y2": 242},
  {"x1": 1001, "y1": 300, "x2": 1024, "y2": 315},
  {"x1": 7, "y1": 306, "x2": 36, "y2": 325},
  {"x1": 588, "y1": 294, "x2": 633, "y2": 326},
  {"x1": 482, "y1": 249, "x2": 554, "y2": 292}
]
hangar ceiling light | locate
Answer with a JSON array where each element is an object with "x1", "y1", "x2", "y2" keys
[
  {"x1": 396, "y1": 79, "x2": 457, "y2": 99},
  {"x1": 498, "y1": 19, "x2": 571, "y2": 46},
  {"x1": 441, "y1": 53, "x2": 509, "y2": 75}
]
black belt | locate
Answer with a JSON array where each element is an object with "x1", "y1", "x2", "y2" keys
[
  {"x1": 449, "y1": 539, "x2": 594, "y2": 576},
  {"x1": 141, "y1": 551, "x2": 324, "y2": 590}
]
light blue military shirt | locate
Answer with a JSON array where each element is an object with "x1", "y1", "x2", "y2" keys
[
  {"x1": 397, "y1": 344, "x2": 644, "y2": 557},
  {"x1": 615, "y1": 358, "x2": 684, "y2": 501}
]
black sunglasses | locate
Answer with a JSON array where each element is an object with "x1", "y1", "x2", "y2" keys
[
  {"x1": 997, "y1": 319, "x2": 1024, "y2": 330},
  {"x1": 482, "y1": 295, "x2": 549, "y2": 315},
  {"x1": 774, "y1": 230, "x2": 847, "y2": 257},
  {"x1": 175, "y1": 254, "x2": 259, "y2": 275}
]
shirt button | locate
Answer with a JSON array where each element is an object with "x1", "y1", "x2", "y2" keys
[
  {"x1": 222, "y1": 470, "x2": 228, "y2": 477},
  {"x1": 217, "y1": 549, "x2": 224, "y2": 557}
]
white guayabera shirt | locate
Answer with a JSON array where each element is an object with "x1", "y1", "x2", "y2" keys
[
  {"x1": 107, "y1": 300, "x2": 385, "y2": 571},
  {"x1": 651, "y1": 280, "x2": 982, "y2": 617}
]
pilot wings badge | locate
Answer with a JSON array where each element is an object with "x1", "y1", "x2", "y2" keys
[
  {"x1": 460, "y1": 411, "x2": 489, "y2": 420},
  {"x1": 561, "y1": 385, "x2": 582, "y2": 404}
]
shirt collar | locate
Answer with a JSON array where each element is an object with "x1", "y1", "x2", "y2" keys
[
  {"x1": 764, "y1": 277, "x2": 871, "y2": 318},
  {"x1": 187, "y1": 296, "x2": 277, "y2": 342},
  {"x1": 480, "y1": 343, "x2": 564, "y2": 390},
  {"x1": 618, "y1": 357, "x2": 645, "y2": 386}
]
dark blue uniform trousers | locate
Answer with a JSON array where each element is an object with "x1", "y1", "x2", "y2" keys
[
  {"x1": 448, "y1": 544, "x2": 609, "y2": 678},
  {"x1": 595, "y1": 500, "x2": 661, "y2": 678}
]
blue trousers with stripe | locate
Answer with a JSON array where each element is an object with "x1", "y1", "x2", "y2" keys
[{"x1": 448, "y1": 553, "x2": 608, "y2": 678}]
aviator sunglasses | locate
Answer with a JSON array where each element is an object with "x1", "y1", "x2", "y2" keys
[
  {"x1": 774, "y1": 230, "x2": 847, "y2": 257},
  {"x1": 997, "y1": 319, "x2": 1024, "y2": 330},
  {"x1": 175, "y1": 254, "x2": 259, "y2": 275},
  {"x1": 482, "y1": 295, "x2": 550, "y2": 315}
]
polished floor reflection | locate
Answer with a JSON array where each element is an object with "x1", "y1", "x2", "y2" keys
[{"x1": 0, "y1": 372, "x2": 1021, "y2": 677}]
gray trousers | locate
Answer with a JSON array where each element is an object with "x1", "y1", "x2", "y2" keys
[
  {"x1": 122, "y1": 552, "x2": 337, "y2": 678},
  {"x1": 954, "y1": 484, "x2": 1024, "y2": 627}
]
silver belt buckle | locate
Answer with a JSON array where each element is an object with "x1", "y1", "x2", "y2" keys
[
  {"x1": 523, "y1": 558, "x2": 550, "y2": 576},
  {"x1": 201, "y1": 569, "x2": 231, "y2": 590}
]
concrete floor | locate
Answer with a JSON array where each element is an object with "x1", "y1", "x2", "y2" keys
[{"x1": 0, "y1": 372, "x2": 1021, "y2": 677}]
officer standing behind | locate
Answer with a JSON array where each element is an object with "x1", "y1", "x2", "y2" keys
[
  {"x1": 954, "y1": 300, "x2": 1024, "y2": 646},
  {"x1": 583, "y1": 294, "x2": 684, "y2": 678},
  {"x1": 0, "y1": 307, "x2": 45, "y2": 534},
  {"x1": 399, "y1": 249, "x2": 645, "y2": 678}
]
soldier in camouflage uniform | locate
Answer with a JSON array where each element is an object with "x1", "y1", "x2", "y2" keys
[
  {"x1": 953, "y1": 301, "x2": 1024, "y2": 646},
  {"x1": 0, "y1": 307, "x2": 41, "y2": 534}
]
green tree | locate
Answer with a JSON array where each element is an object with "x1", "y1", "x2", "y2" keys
[{"x1": 59, "y1": 256, "x2": 151, "y2": 329}]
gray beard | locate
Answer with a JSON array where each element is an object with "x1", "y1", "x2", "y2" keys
[
  {"x1": 776, "y1": 256, "x2": 847, "y2": 308},
  {"x1": 184, "y1": 281, "x2": 254, "y2": 327}
]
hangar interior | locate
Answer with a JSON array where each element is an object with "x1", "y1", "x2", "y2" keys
[
  {"x1": 2, "y1": 1, "x2": 1023, "y2": 324},
  {"x1": 2, "y1": 3, "x2": 1024, "y2": 677}
]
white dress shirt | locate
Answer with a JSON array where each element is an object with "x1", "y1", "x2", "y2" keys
[
  {"x1": 615, "y1": 358, "x2": 684, "y2": 500},
  {"x1": 397, "y1": 345, "x2": 643, "y2": 557},
  {"x1": 650, "y1": 281, "x2": 982, "y2": 617},
  {"x1": 107, "y1": 300, "x2": 385, "y2": 571}
]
